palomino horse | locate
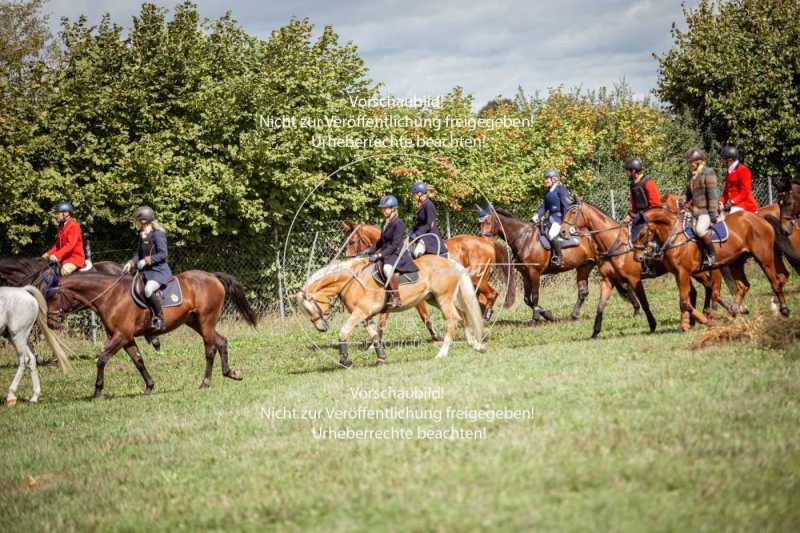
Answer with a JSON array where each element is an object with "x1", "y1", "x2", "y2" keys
[
  {"x1": 341, "y1": 222, "x2": 516, "y2": 338},
  {"x1": 633, "y1": 208, "x2": 800, "y2": 330},
  {"x1": 296, "y1": 256, "x2": 486, "y2": 367},
  {"x1": 51, "y1": 271, "x2": 257, "y2": 399},
  {"x1": 2, "y1": 286, "x2": 71, "y2": 405},
  {"x1": 560, "y1": 201, "x2": 730, "y2": 337},
  {"x1": 478, "y1": 206, "x2": 640, "y2": 324}
]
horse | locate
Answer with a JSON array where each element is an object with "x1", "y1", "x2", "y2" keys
[
  {"x1": 50, "y1": 271, "x2": 257, "y2": 399},
  {"x1": 560, "y1": 200, "x2": 730, "y2": 337},
  {"x1": 2, "y1": 286, "x2": 71, "y2": 405},
  {"x1": 341, "y1": 221, "x2": 516, "y2": 339},
  {"x1": 296, "y1": 256, "x2": 486, "y2": 367},
  {"x1": 477, "y1": 206, "x2": 641, "y2": 325},
  {"x1": 633, "y1": 208, "x2": 800, "y2": 331}
]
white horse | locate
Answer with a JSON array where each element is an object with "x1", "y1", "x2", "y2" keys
[{"x1": 1, "y1": 286, "x2": 71, "y2": 406}]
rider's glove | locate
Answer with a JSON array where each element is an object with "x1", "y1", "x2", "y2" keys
[
  {"x1": 122, "y1": 262, "x2": 133, "y2": 274},
  {"x1": 368, "y1": 255, "x2": 378, "y2": 263},
  {"x1": 710, "y1": 212, "x2": 719, "y2": 223},
  {"x1": 48, "y1": 255, "x2": 59, "y2": 264},
  {"x1": 530, "y1": 214, "x2": 540, "y2": 224},
  {"x1": 137, "y1": 259, "x2": 147, "y2": 271}
]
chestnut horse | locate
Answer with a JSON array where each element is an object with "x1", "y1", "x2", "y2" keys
[
  {"x1": 50, "y1": 271, "x2": 257, "y2": 399},
  {"x1": 633, "y1": 208, "x2": 800, "y2": 330},
  {"x1": 341, "y1": 222, "x2": 515, "y2": 339},
  {"x1": 478, "y1": 206, "x2": 641, "y2": 325},
  {"x1": 560, "y1": 201, "x2": 729, "y2": 337},
  {"x1": 296, "y1": 256, "x2": 485, "y2": 367}
]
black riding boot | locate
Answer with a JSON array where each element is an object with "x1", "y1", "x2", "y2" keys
[
  {"x1": 550, "y1": 239, "x2": 563, "y2": 267},
  {"x1": 700, "y1": 234, "x2": 716, "y2": 268},
  {"x1": 387, "y1": 273, "x2": 402, "y2": 309},
  {"x1": 148, "y1": 291, "x2": 165, "y2": 332}
]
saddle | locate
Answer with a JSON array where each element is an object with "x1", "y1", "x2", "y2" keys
[
  {"x1": 371, "y1": 265, "x2": 420, "y2": 286},
  {"x1": 683, "y1": 217, "x2": 729, "y2": 243},
  {"x1": 538, "y1": 228, "x2": 582, "y2": 251},
  {"x1": 131, "y1": 273, "x2": 183, "y2": 309}
]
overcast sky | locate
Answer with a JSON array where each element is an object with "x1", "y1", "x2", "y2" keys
[{"x1": 45, "y1": 0, "x2": 696, "y2": 107}]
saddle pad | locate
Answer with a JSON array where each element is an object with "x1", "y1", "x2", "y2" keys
[
  {"x1": 683, "y1": 218, "x2": 729, "y2": 243},
  {"x1": 371, "y1": 266, "x2": 420, "y2": 286},
  {"x1": 131, "y1": 274, "x2": 183, "y2": 309},
  {"x1": 538, "y1": 234, "x2": 582, "y2": 251}
]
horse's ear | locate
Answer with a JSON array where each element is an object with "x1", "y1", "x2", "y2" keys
[
  {"x1": 574, "y1": 195, "x2": 582, "y2": 204},
  {"x1": 341, "y1": 220, "x2": 353, "y2": 232}
]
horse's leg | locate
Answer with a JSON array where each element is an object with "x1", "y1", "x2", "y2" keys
[
  {"x1": 338, "y1": 311, "x2": 365, "y2": 368},
  {"x1": 93, "y1": 333, "x2": 126, "y2": 400},
  {"x1": 215, "y1": 333, "x2": 242, "y2": 381},
  {"x1": 476, "y1": 269, "x2": 498, "y2": 321},
  {"x1": 592, "y1": 276, "x2": 615, "y2": 339},
  {"x1": 378, "y1": 312, "x2": 389, "y2": 345},
  {"x1": 435, "y1": 299, "x2": 459, "y2": 359},
  {"x1": 728, "y1": 259, "x2": 750, "y2": 316},
  {"x1": 632, "y1": 277, "x2": 657, "y2": 333},
  {"x1": 676, "y1": 269, "x2": 706, "y2": 331},
  {"x1": 753, "y1": 246, "x2": 789, "y2": 317},
  {"x1": 768, "y1": 250, "x2": 788, "y2": 314},
  {"x1": 6, "y1": 338, "x2": 27, "y2": 406},
  {"x1": 415, "y1": 303, "x2": 442, "y2": 343},
  {"x1": 528, "y1": 270, "x2": 551, "y2": 324},
  {"x1": 24, "y1": 342, "x2": 40, "y2": 403},
  {"x1": 689, "y1": 282, "x2": 698, "y2": 327},
  {"x1": 123, "y1": 341, "x2": 155, "y2": 395},
  {"x1": 364, "y1": 319, "x2": 386, "y2": 364},
  {"x1": 569, "y1": 265, "x2": 591, "y2": 320}
]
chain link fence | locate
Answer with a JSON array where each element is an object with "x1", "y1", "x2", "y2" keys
[{"x1": 63, "y1": 175, "x2": 778, "y2": 341}]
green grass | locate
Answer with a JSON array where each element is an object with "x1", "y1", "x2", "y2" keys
[{"x1": 1, "y1": 273, "x2": 799, "y2": 532}]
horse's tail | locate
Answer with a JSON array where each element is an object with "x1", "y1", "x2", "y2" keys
[
  {"x1": 455, "y1": 270, "x2": 485, "y2": 350},
  {"x1": 492, "y1": 240, "x2": 516, "y2": 308},
  {"x1": 213, "y1": 273, "x2": 258, "y2": 326},
  {"x1": 764, "y1": 215, "x2": 800, "y2": 274},
  {"x1": 23, "y1": 285, "x2": 72, "y2": 374}
]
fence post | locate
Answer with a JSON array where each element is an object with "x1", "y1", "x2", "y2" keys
[
  {"x1": 274, "y1": 227, "x2": 285, "y2": 320},
  {"x1": 610, "y1": 190, "x2": 617, "y2": 220},
  {"x1": 306, "y1": 231, "x2": 319, "y2": 279},
  {"x1": 85, "y1": 231, "x2": 97, "y2": 344},
  {"x1": 768, "y1": 175, "x2": 774, "y2": 205},
  {"x1": 445, "y1": 207, "x2": 451, "y2": 239}
]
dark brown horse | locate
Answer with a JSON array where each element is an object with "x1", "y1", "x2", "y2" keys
[
  {"x1": 633, "y1": 208, "x2": 800, "y2": 330},
  {"x1": 560, "y1": 201, "x2": 730, "y2": 337},
  {"x1": 51, "y1": 271, "x2": 257, "y2": 399},
  {"x1": 341, "y1": 222, "x2": 516, "y2": 340},
  {"x1": 478, "y1": 206, "x2": 641, "y2": 324}
]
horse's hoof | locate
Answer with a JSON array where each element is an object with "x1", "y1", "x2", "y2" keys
[
  {"x1": 476, "y1": 344, "x2": 487, "y2": 353},
  {"x1": 29, "y1": 398, "x2": 39, "y2": 404},
  {"x1": 199, "y1": 381, "x2": 210, "y2": 389},
  {"x1": 432, "y1": 340, "x2": 443, "y2": 347},
  {"x1": 780, "y1": 306, "x2": 790, "y2": 317},
  {"x1": 5, "y1": 398, "x2": 17, "y2": 407},
  {"x1": 225, "y1": 369, "x2": 243, "y2": 381},
  {"x1": 339, "y1": 359, "x2": 353, "y2": 369},
  {"x1": 91, "y1": 394, "x2": 103, "y2": 402},
  {"x1": 375, "y1": 358, "x2": 386, "y2": 366},
  {"x1": 568, "y1": 314, "x2": 579, "y2": 321},
  {"x1": 144, "y1": 386, "x2": 154, "y2": 395}
]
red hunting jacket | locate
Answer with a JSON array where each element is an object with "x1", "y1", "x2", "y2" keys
[
  {"x1": 46, "y1": 217, "x2": 85, "y2": 267},
  {"x1": 720, "y1": 163, "x2": 758, "y2": 212}
]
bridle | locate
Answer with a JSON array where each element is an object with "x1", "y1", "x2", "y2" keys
[{"x1": 560, "y1": 203, "x2": 630, "y2": 258}]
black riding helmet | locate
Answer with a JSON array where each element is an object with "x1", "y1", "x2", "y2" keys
[
  {"x1": 624, "y1": 158, "x2": 643, "y2": 172},
  {"x1": 134, "y1": 205, "x2": 155, "y2": 223},
  {"x1": 53, "y1": 201, "x2": 74, "y2": 213},
  {"x1": 719, "y1": 146, "x2": 739, "y2": 160}
]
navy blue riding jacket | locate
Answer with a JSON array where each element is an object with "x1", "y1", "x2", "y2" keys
[
  {"x1": 132, "y1": 229, "x2": 173, "y2": 286},
  {"x1": 409, "y1": 198, "x2": 447, "y2": 256},
  {"x1": 365, "y1": 215, "x2": 418, "y2": 273},
  {"x1": 536, "y1": 184, "x2": 572, "y2": 223}
]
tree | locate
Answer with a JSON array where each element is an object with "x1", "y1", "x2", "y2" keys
[{"x1": 656, "y1": 0, "x2": 800, "y2": 179}]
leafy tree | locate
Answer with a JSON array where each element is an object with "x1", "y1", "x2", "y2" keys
[{"x1": 656, "y1": 0, "x2": 800, "y2": 179}]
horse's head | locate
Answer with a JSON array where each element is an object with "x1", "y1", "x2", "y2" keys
[
  {"x1": 46, "y1": 289, "x2": 75, "y2": 329},
  {"x1": 777, "y1": 177, "x2": 800, "y2": 234},
  {"x1": 632, "y1": 209, "x2": 673, "y2": 262},
  {"x1": 341, "y1": 221, "x2": 377, "y2": 257},
  {"x1": 477, "y1": 205, "x2": 501, "y2": 237},
  {"x1": 559, "y1": 201, "x2": 587, "y2": 239},
  {"x1": 296, "y1": 259, "x2": 366, "y2": 332},
  {"x1": 661, "y1": 193, "x2": 685, "y2": 214}
]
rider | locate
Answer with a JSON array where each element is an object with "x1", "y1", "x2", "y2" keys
[
  {"x1": 363, "y1": 195, "x2": 418, "y2": 309},
  {"x1": 41, "y1": 201, "x2": 85, "y2": 277},
  {"x1": 684, "y1": 148, "x2": 720, "y2": 268},
  {"x1": 719, "y1": 145, "x2": 757, "y2": 213},
  {"x1": 408, "y1": 182, "x2": 447, "y2": 258},
  {"x1": 623, "y1": 158, "x2": 662, "y2": 234},
  {"x1": 530, "y1": 169, "x2": 571, "y2": 267},
  {"x1": 122, "y1": 206, "x2": 172, "y2": 332}
]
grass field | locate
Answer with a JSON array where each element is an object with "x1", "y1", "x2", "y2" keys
[{"x1": 2, "y1": 272, "x2": 800, "y2": 532}]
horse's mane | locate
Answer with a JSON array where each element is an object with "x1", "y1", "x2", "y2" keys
[
  {"x1": 492, "y1": 207, "x2": 517, "y2": 218},
  {"x1": 304, "y1": 257, "x2": 365, "y2": 290},
  {"x1": 579, "y1": 201, "x2": 616, "y2": 221},
  {"x1": 0, "y1": 257, "x2": 49, "y2": 286}
]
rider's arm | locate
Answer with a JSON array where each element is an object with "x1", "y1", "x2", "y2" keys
[
  {"x1": 53, "y1": 223, "x2": 80, "y2": 262},
  {"x1": 645, "y1": 180, "x2": 662, "y2": 208},
  {"x1": 730, "y1": 166, "x2": 752, "y2": 206},
  {"x1": 147, "y1": 231, "x2": 168, "y2": 265}
]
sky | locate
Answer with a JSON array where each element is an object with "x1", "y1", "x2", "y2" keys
[{"x1": 45, "y1": 0, "x2": 697, "y2": 108}]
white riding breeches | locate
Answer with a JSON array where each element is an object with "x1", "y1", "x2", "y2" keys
[
  {"x1": 412, "y1": 241, "x2": 426, "y2": 258},
  {"x1": 694, "y1": 213, "x2": 711, "y2": 237},
  {"x1": 547, "y1": 219, "x2": 562, "y2": 240},
  {"x1": 382, "y1": 263, "x2": 395, "y2": 279},
  {"x1": 728, "y1": 206, "x2": 744, "y2": 213},
  {"x1": 144, "y1": 280, "x2": 161, "y2": 298}
]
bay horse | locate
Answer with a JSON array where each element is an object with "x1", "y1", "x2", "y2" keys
[
  {"x1": 341, "y1": 221, "x2": 515, "y2": 340},
  {"x1": 296, "y1": 256, "x2": 485, "y2": 367},
  {"x1": 50, "y1": 271, "x2": 257, "y2": 399},
  {"x1": 477, "y1": 206, "x2": 640, "y2": 325},
  {"x1": 560, "y1": 201, "x2": 730, "y2": 337},
  {"x1": 633, "y1": 208, "x2": 800, "y2": 330}
]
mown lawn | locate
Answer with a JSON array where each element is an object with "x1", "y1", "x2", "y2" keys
[{"x1": 1, "y1": 273, "x2": 799, "y2": 532}]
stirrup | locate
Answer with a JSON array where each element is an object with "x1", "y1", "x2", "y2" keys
[{"x1": 151, "y1": 316, "x2": 164, "y2": 331}]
